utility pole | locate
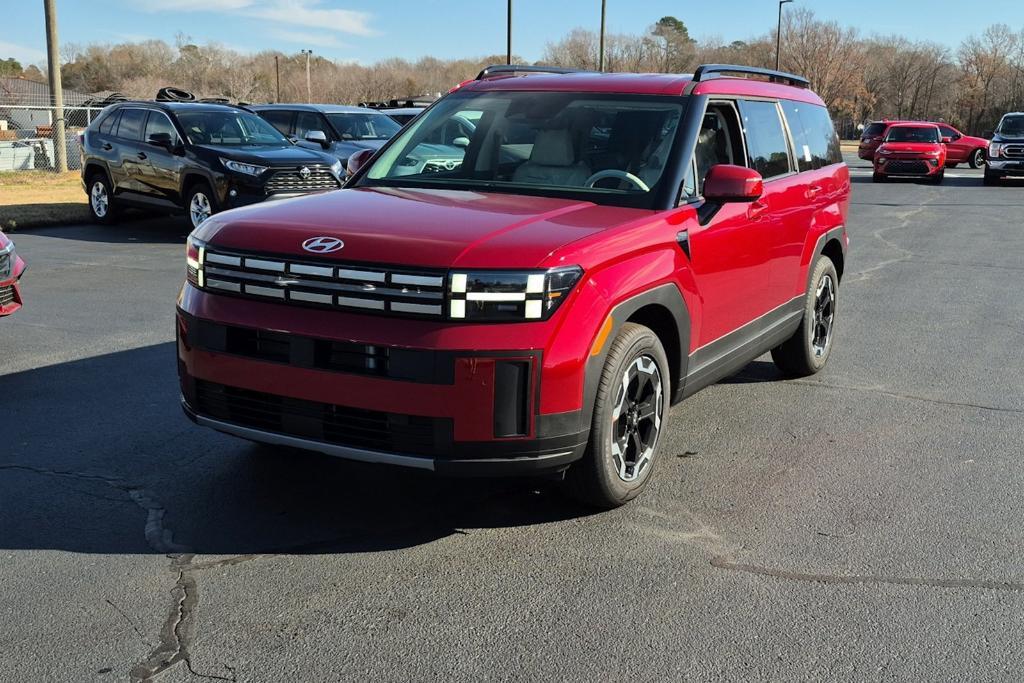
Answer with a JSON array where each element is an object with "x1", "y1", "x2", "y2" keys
[
  {"x1": 301, "y1": 49, "x2": 312, "y2": 102},
  {"x1": 598, "y1": 0, "x2": 606, "y2": 71},
  {"x1": 274, "y1": 55, "x2": 281, "y2": 102},
  {"x1": 43, "y1": 0, "x2": 67, "y2": 173},
  {"x1": 776, "y1": 0, "x2": 793, "y2": 71},
  {"x1": 506, "y1": 0, "x2": 512, "y2": 65}
]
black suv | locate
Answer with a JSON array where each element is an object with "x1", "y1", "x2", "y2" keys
[{"x1": 80, "y1": 101, "x2": 344, "y2": 229}]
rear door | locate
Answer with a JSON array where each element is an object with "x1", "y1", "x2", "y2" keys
[{"x1": 112, "y1": 107, "x2": 148, "y2": 194}]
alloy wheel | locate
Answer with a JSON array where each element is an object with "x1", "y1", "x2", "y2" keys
[
  {"x1": 811, "y1": 273, "x2": 836, "y2": 357},
  {"x1": 190, "y1": 192, "x2": 212, "y2": 228},
  {"x1": 90, "y1": 181, "x2": 108, "y2": 218},
  {"x1": 610, "y1": 355, "x2": 663, "y2": 482}
]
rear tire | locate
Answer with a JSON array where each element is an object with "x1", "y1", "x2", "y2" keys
[
  {"x1": 185, "y1": 182, "x2": 218, "y2": 230},
  {"x1": 771, "y1": 256, "x2": 839, "y2": 377},
  {"x1": 566, "y1": 323, "x2": 669, "y2": 509},
  {"x1": 87, "y1": 172, "x2": 119, "y2": 225},
  {"x1": 969, "y1": 149, "x2": 985, "y2": 169}
]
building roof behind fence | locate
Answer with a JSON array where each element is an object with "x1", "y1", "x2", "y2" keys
[{"x1": 0, "y1": 77, "x2": 91, "y2": 107}]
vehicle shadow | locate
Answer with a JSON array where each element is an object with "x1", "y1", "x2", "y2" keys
[
  {"x1": 0, "y1": 342, "x2": 594, "y2": 557},
  {"x1": 718, "y1": 359, "x2": 784, "y2": 384},
  {"x1": 14, "y1": 213, "x2": 188, "y2": 245}
]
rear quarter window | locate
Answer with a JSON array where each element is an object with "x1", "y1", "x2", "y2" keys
[
  {"x1": 98, "y1": 110, "x2": 121, "y2": 135},
  {"x1": 781, "y1": 101, "x2": 842, "y2": 170},
  {"x1": 259, "y1": 110, "x2": 294, "y2": 136},
  {"x1": 739, "y1": 99, "x2": 792, "y2": 179}
]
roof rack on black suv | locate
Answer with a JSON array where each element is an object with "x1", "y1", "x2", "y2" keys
[{"x1": 80, "y1": 100, "x2": 344, "y2": 230}]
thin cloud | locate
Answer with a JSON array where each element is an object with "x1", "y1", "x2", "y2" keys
[
  {"x1": 0, "y1": 40, "x2": 47, "y2": 66},
  {"x1": 140, "y1": 0, "x2": 375, "y2": 37},
  {"x1": 270, "y1": 29, "x2": 348, "y2": 49}
]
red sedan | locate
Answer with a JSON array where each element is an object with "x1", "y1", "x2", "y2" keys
[
  {"x1": 0, "y1": 230, "x2": 26, "y2": 317},
  {"x1": 873, "y1": 123, "x2": 947, "y2": 184}
]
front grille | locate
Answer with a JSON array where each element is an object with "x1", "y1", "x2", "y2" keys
[
  {"x1": 0, "y1": 253, "x2": 9, "y2": 280},
  {"x1": 885, "y1": 160, "x2": 929, "y2": 174},
  {"x1": 187, "y1": 316, "x2": 454, "y2": 384},
  {"x1": 200, "y1": 247, "x2": 446, "y2": 317},
  {"x1": 194, "y1": 380, "x2": 453, "y2": 456},
  {"x1": 0, "y1": 285, "x2": 14, "y2": 306},
  {"x1": 264, "y1": 165, "x2": 340, "y2": 194},
  {"x1": 1004, "y1": 145, "x2": 1024, "y2": 159}
]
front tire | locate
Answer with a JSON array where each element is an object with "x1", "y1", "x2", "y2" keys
[
  {"x1": 185, "y1": 182, "x2": 218, "y2": 230},
  {"x1": 87, "y1": 173, "x2": 119, "y2": 225},
  {"x1": 983, "y1": 170, "x2": 1001, "y2": 186},
  {"x1": 771, "y1": 256, "x2": 838, "y2": 377},
  {"x1": 930, "y1": 170, "x2": 945, "y2": 185},
  {"x1": 969, "y1": 149, "x2": 985, "y2": 169},
  {"x1": 567, "y1": 323, "x2": 669, "y2": 509},
  {"x1": 872, "y1": 172, "x2": 885, "y2": 183}
]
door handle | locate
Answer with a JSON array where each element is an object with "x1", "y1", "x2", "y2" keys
[
  {"x1": 137, "y1": 152, "x2": 147, "y2": 160},
  {"x1": 805, "y1": 185, "x2": 823, "y2": 200},
  {"x1": 747, "y1": 199, "x2": 768, "y2": 221},
  {"x1": 102, "y1": 143, "x2": 112, "y2": 151}
]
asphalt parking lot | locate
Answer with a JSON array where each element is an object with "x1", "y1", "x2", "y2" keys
[{"x1": 2, "y1": 153, "x2": 1024, "y2": 681}]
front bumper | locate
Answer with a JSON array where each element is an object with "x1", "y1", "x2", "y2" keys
[
  {"x1": 987, "y1": 159, "x2": 1024, "y2": 176},
  {"x1": 176, "y1": 301, "x2": 589, "y2": 476},
  {"x1": 874, "y1": 157, "x2": 944, "y2": 177},
  {"x1": 0, "y1": 248, "x2": 26, "y2": 317}
]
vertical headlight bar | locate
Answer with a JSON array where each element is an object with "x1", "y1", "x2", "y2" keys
[
  {"x1": 448, "y1": 266, "x2": 582, "y2": 321},
  {"x1": 186, "y1": 236, "x2": 206, "y2": 289}
]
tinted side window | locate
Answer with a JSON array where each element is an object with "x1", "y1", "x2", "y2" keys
[
  {"x1": 938, "y1": 125, "x2": 959, "y2": 140},
  {"x1": 295, "y1": 112, "x2": 326, "y2": 138},
  {"x1": 99, "y1": 110, "x2": 121, "y2": 135},
  {"x1": 739, "y1": 100, "x2": 791, "y2": 179},
  {"x1": 144, "y1": 112, "x2": 178, "y2": 144},
  {"x1": 781, "y1": 101, "x2": 842, "y2": 170},
  {"x1": 260, "y1": 110, "x2": 293, "y2": 136},
  {"x1": 116, "y1": 109, "x2": 146, "y2": 141}
]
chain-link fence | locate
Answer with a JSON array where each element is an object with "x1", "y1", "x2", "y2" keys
[{"x1": 0, "y1": 103, "x2": 108, "y2": 172}]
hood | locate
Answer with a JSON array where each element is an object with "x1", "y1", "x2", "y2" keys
[
  {"x1": 198, "y1": 186, "x2": 651, "y2": 269},
  {"x1": 195, "y1": 143, "x2": 333, "y2": 167},
  {"x1": 877, "y1": 142, "x2": 942, "y2": 155}
]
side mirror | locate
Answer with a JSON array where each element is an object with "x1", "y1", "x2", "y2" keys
[
  {"x1": 452, "y1": 136, "x2": 470, "y2": 147},
  {"x1": 347, "y1": 148, "x2": 374, "y2": 177},
  {"x1": 305, "y1": 130, "x2": 329, "y2": 148},
  {"x1": 703, "y1": 164, "x2": 763, "y2": 203},
  {"x1": 148, "y1": 132, "x2": 173, "y2": 148},
  {"x1": 941, "y1": 136, "x2": 953, "y2": 144}
]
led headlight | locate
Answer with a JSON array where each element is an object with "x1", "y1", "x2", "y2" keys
[
  {"x1": 448, "y1": 267, "x2": 582, "y2": 321},
  {"x1": 220, "y1": 158, "x2": 267, "y2": 176},
  {"x1": 186, "y1": 235, "x2": 206, "y2": 288},
  {"x1": 989, "y1": 143, "x2": 1004, "y2": 159}
]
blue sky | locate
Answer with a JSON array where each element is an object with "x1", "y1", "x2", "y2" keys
[{"x1": 4, "y1": 0, "x2": 1024, "y2": 67}]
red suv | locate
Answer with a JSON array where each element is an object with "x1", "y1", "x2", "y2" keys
[
  {"x1": 861, "y1": 120, "x2": 987, "y2": 169},
  {"x1": 177, "y1": 64, "x2": 850, "y2": 507},
  {"x1": 0, "y1": 230, "x2": 26, "y2": 317},
  {"x1": 872, "y1": 123, "x2": 947, "y2": 183}
]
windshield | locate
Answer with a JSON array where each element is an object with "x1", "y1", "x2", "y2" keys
[
  {"x1": 997, "y1": 115, "x2": 1024, "y2": 137},
  {"x1": 359, "y1": 91, "x2": 685, "y2": 208},
  {"x1": 177, "y1": 110, "x2": 289, "y2": 146},
  {"x1": 326, "y1": 113, "x2": 401, "y2": 141},
  {"x1": 885, "y1": 126, "x2": 939, "y2": 143}
]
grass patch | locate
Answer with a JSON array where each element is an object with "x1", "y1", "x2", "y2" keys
[{"x1": 0, "y1": 171, "x2": 89, "y2": 231}]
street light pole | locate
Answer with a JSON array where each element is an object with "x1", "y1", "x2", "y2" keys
[
  {"x1": 301, "y1": 49, "x2": 312, "y2": 102},
  {"x1": 598, "y1": 0, "x2": 607, "y2": 71},
  {"x1": 776, "y1": 0, "x2": 793, "y2": 71},
  {"x1": 506, "y1": 0, "x2": 512, "y2": 65}
]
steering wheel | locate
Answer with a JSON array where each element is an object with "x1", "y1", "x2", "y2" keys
[{"x1": 584, "y1": 169, "x2": 650, "y2": 192}]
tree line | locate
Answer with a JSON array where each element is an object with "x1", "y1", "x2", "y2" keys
[{"x1": 4, "y1": 10, "x2": 1023, "y2": 136}]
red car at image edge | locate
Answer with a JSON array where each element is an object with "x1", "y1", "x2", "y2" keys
[
  {"x1": 872, "y1": 122, "x2": 947, "y2": 183},
  {"x1": 0, "y1": 231, "x2": 26, "y2": 317},
  {"x1": 177, "y1": 64, "x2": 850, "y2": 507}
]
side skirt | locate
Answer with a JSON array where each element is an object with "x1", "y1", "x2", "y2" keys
[{"x1": 681, "y1": 295, "x2": 803, "y2": 398}]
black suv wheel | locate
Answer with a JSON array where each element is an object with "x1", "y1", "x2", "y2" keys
[
  {"x1": 771, "y1": 255, "x2": 838, "y2": 376},
  {"x1": 86, "y1": 172, "x2": 119, "y2": 225}
]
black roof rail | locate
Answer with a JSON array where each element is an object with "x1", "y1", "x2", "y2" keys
[
  {"x1": 476, "y1": 64, "x2": 592, "y2": 80},
  {"x1": 691, "y1": 64, "x2": 810, "y2": 88}
]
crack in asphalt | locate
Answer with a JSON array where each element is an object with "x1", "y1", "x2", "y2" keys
[
  {"x1": 791, "y1": 379, "x2": 1024, "y2": 415},
  {"x1": 711, "y1": 556, "x2": 1024, "y2": 592},
  {"x1": 844, "y1": 204, "x2": 926, "y2": 284}
]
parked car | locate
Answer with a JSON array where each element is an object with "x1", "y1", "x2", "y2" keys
[
  {"x1": 0, "y1": 230, "x2": 26, "y2": 317},
  {"x1": 872, "y1": 123, "x2": 946, "y2": 183},
  {"x1": 859, "y1": 120, "x2": 897, "y2": 160},
  {"x1": 984, "y1": 112, "x2": 1024, "y2": 186},
  {"x1": 382, "y1": 107, "x2": 427, "y2": 125},
  {"x1": 80, "y1": 101, "x2": 344, "y2": 229},
  {"x1": 178, "y1": 64, "x2": 849, "y2": 508},
  {"x1": 249, "y1": 104, "x2": 402, "y2": 168},
  {"x1": 935, "y1": 123, "x2": 988, "y2": 168}
]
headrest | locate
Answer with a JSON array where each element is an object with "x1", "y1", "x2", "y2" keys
[{"x1": 529, "y1": 129, "x2": 576, "y2": 166}]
